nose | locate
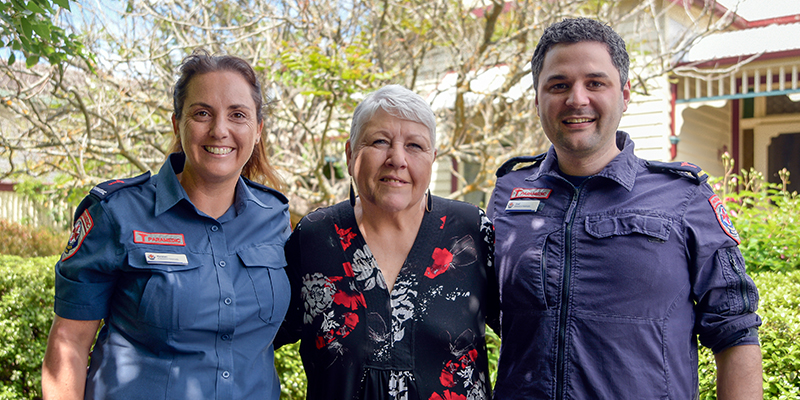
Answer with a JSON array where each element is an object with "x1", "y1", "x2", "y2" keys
[
  {"x1": 209, "y1": 115, "x2": 229, "y2": 139},
  {"x1": 385, "y1": 144, "x2": 408, "y2": 169},
  {"x1": 566, "y1": 86, "x2": 589, "y2": 108}
]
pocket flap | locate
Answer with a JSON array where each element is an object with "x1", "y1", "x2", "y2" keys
[
  {"x1": 127, "y1": 248, "x2": 200, "y2": 272},
  {"x1": 585, "y1": 213, "x2": 672, "y2": 241},
  {"x1": 238, "y1": 244, "x2": 287, "y2": 269}
]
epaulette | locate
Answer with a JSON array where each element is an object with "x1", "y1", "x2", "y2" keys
[
  {"x1": 496, "y1": 153, "x2": 546, "y2": 178},
  {"x1": 645, "y1": 160, "x2": 708, "y2": 184},
  {"x1": 73, "y1": 172, "x2": 151, "y2": 222},
  {"x1": 243, "y1": 178, "x2": 289, "y2": 204}
]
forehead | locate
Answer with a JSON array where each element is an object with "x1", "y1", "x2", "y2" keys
[
  {"x1": 539, "y1": 41, "x2": 618, "y2": 82},
  {"x1": 185, "y1": 71, "x2": 253, "y2": 103},
  {"x1": 362, "y1": 109, "x2": 431, "y2": 139}
]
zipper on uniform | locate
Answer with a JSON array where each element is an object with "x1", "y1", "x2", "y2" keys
[{"x1": 556, "y1": 184, "x2": 581, "y2": 400}]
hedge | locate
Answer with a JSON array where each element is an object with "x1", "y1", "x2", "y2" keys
[{"x1": 1, "y1": 255, "x2": 798, "y2": 399}]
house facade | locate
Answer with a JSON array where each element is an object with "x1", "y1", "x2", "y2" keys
[{"x1": 425, "y1": 0, "x2": 800, "y2": 203}]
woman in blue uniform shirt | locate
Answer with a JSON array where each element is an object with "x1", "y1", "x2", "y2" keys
[{"x1": 41, "y1": 50, "x2": 291, "y2": 400}]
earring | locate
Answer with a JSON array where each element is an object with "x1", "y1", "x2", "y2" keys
[
  {"x1": 426, "y1": 189, "x2": 432, "y2": 212},
  {"x1": 350, "y1": 178, "x2": 357, "y2": 207}
]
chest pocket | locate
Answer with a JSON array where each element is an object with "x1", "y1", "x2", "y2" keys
[
  {"x1": 584, "y1": 212, "x2": 672, "y2": 242},
  {"x1": 238, "y1": 244, "x2": 290, "y2": 325},
  {"x1": 127, "y1": 248, "x2": 203, "y2": 330}
]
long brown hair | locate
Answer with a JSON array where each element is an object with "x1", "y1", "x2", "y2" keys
[{"x1": 169, "y1": 49, "x2": 283, "y2": 191}]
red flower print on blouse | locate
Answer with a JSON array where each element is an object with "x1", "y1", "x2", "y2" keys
[
  {"x1": 425, "y1": 247, "x2": 454, "y2": 279},
  {"x1": 335, "y1": 224, "x2": 357, "y2": 251},
  {"x1": 458, "y1": 349, "x2": 478, "y2": 367},
  {"x1": 429, "y1": 390, "x2": 466, "y2": 400},
  {"x1": 334, "y1": 290, "x2": 366, "y2": 310},
  {"x1": 438, "y1": 360, "x2": 458, "y2": 387},
  {"x1": 342, "y1": 262, "x2": 355, "y2": 278}
]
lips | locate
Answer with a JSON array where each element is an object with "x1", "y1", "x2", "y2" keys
[
  {"x1": 380, "y1": 176, "x2": 407, "y2": 184},
  {"x1": 204, "y1": 146, "x2": 233, "y2": 155},
  {"x1": 563, "y1": 117, "x2": 596, "y2": 124}
]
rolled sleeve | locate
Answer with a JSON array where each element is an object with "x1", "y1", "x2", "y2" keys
[
  {"x1": 53, "y1": 202, "x2": 121, "y2": 321},
  {"x1": 687, "y1": 185, "x2": 761, "y2": 354}
]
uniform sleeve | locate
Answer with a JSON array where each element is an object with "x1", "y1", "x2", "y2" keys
[
  {"x1": 274, "y1": 221, "x2": 304, "y2": 348},
  {"x1": 478, "y1": 208, "x2": 501, "y2": 335},
  {"x1": 54, "y1": 199, "x2": 123, "y2": 321},
  {"x1": 685, "y1": 184, "x2": 761, "y2": 354}
]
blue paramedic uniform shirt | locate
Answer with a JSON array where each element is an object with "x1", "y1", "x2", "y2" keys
[{"x1": 54, "y1": 153, "x2": 292, "y2": 400}]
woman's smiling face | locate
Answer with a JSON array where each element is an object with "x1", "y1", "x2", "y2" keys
[
  {"x1": 172, "y1": 70, "x2": 262, "y2": 187},
  {"x1": 347, "y1": 108, "x2": 436, "y2": 214}
]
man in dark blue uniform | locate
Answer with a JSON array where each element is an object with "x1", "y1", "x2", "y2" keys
[{"x1": 488, "y1": 18, "x2": 763, "y2": 400}]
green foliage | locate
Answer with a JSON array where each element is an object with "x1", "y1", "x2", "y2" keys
[
  {"x1": 0, "y1": 254, "x2": 309, "y2": 399},
  {"x1": 0, "y1": 0, "x2": 90, "y2": 67},
  {"x1": 0, "y1": 220, "x2": 65, "y2": 257},
  {"x1": 698, "y1": 270, "x2": 800, "y2": 399},
  {"x1": 276, "y1": 342, "x2": 306, "y2": 399},
  {"x1": 710, "y1": 154, "x2": 800, "y2": 273},
  {"x1": 0, "y1": 255, "x2": 58, "y2": 399}
]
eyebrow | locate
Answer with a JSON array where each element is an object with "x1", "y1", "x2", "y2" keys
[
  {"x1": 543, "y1": 71, "x2": 612, "y2": 83},
  {"x1": 188, "y1": 102, "x2": 253, "y2": 111}
]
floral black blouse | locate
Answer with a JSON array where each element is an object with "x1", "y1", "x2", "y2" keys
[{"x1": 276, "y1": 196, "x2": 499, "y2": 400}]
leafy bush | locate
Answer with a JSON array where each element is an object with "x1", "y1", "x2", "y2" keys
[
  {"x1": 698, "y1": 270, "x2": 800, "y2": 399},
  {"x1": 710, "y1": 154, "x2": 800, "y2": 273},
  {"x1": 0, "y1": 255, "x2": 307, "y2": 400},
  {"x1": 2, "y1": 255, "x2": 798, "y2": 399},
  {"x1": 0, "y1": 255, "x2": 57, "y2": 400},
  {"x1": 0, "y1": 221, "x2": 65, "y2": 258}
]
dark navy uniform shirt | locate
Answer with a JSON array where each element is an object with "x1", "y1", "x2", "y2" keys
[
  {"x1": 488, "y1": 131, "x2": 760, "y2": 400},
  {"x1": 54, "y1": 153, "x2": 291, "y2": 400}
]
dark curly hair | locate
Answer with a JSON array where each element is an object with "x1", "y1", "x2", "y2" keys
[{"x1": 531, "y1": 18, "x2": 630, "y2": 91}]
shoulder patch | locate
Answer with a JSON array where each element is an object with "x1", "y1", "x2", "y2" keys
[
  {"x1": 243, "y1": 178, "x2": 289, "y2": 204},
  {"x1": 496, "y1": 153, "x2": 546, "y2": 178},
  {"x1": 61, "y1": 209, "x2": 94, "y2": 261},
  {"x1": 645, "y1": 160, "x2": 708, "y2": 184},
  {"x1": 708, "y1": 194, "x2": 740, "y2": 244},
  {"x1": 72, "y1": 172, "x2": 151, "y2": 222}
]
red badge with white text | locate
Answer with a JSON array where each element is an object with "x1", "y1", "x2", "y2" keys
[
  {"x1": 708, "y1": 194, "x2": 740, "y2": 244},
  {"x1": 133, "y1": 230, "x2": 186, "y2": 246},
  {"x1": 61, "y1": 210, "x2": 94, "y2": 261},
  {"x1": 511, "y1": 187, "x2": 552, "y2": 200}
]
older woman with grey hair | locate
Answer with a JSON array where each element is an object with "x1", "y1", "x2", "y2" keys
[{"x1": 276, "y1": 84, "x2": 499, "y2": 400}]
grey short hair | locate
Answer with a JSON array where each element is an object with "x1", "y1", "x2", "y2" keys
[
  {"x1": 531, "y1": 18, "x2": 630, "y2": 91},
  {"x1": 348, "y1": 85, "x2": 436, "y2": 149}
]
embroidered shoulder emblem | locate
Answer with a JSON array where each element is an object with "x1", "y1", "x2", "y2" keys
[
  {"x1": 708, "y1": 194, "x2": 740, "y2": 244},
  {"x1": 61, "y1": 210, "x2": 94, "y2": 261}
]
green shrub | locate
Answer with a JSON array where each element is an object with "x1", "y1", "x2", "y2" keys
[
  {"x1": 0, "y1": 255, "x2": 307, "y2": 399},
  {"x1": 3, "y1": 256, "x2": 799, "y2": 399},
  {"x1": 0, "y1": 221, "x2": 65, "y2": 258},
  {"x1": 698, "y1": 270, "x2": 800, "y2": 399},
  {"x1": 0, "y1": 255, "x2": 57, "y2": 400},
  {"x1": 710, "y1": 154, "x2": 800, "y2": 273}
]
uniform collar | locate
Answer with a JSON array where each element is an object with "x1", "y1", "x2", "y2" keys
[
  {"x1": 154, "y1": 153, "x2": 271, "y2": 217},
  {"x1": 527, "y1": 131, "x2": 638, "y2": 191}
]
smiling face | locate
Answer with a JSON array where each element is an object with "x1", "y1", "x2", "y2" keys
[
  {"x1": 172, "y1": 70, "x2": 262, "y2": 188},
  {"x1": 346, "y1": 108, "x2": 436, "y2": 215},
  {"x1": 535, "y1": 41, "x2": 630, "y2": 169}
]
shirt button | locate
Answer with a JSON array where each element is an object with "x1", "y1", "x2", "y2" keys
[
  {"x1": 224, "y1": 297, "x2": 232, "y2": 305},
  {"x1": 211, "y1": 226, "x2": 219, "y2": 232},
  {"x1": 222, "y1": 371, "x2": 230, "y2": 379},
  {"x1": 221, "y1": 334, "x2": 231, "y2": 341},
  {"x1": 219, "y1": 260, "x2": 226, "y2": 267}
]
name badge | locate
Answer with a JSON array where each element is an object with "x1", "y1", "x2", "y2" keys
[
  {"x1": 506, "y1": 199, "x2": 542, "y2": 212},
  {"x1": 145, "y1": 252, "x2": 189, "y2": 265}
]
